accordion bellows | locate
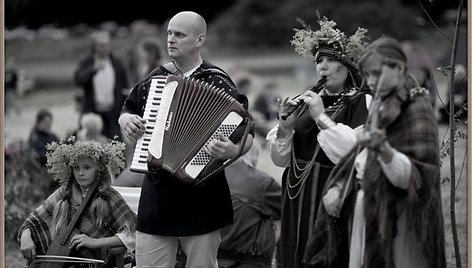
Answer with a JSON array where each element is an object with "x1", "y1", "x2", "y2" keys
[{"x1": 131, "y1": 75, "x2": 252, "y2": 185}]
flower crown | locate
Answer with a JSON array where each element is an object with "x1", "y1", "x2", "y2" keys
[
  {"x1": 46, "y1": 136, "x2": 126, "y2": 185},
  {"x1": 291, "y1": 12, "x2": 369, "y2": 68}
]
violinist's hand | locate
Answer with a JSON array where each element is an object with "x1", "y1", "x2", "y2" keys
[
  {"x1": 300, "y1": 90, "x2": 325, "y2": 122},
  {"x1": 357, "y1": 127, "x2": 395, "y2": 163},
  {"x1": 356, "y1": 127, "x2": 387, "y2": 152},
  {"x1": 205, "y1": 133, "x2": 238, "y2": 160},
  {"x1": 70, "y1": 234, "x2": 98, "y2": 249},
  {"x1": 20, "y1": 228, "x2": 36, "y2": 262},
  {"x1": 277, "y1": 97, "x2": 301, "y2": 135},
  {"x1": 118, "y1": 113, "x2": 146, "y2": 143},
  {"x1": 323, "y1": 187, "x2": 342, "y2": 218}
]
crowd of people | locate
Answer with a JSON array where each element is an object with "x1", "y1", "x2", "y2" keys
[{"x1": 13, "y1": 9, "x2": 450, "y2": 268}]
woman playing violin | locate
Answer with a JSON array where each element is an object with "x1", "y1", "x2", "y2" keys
[
  {"x1": 266, "y1": 13, "x2": 371, "y2": 267},
  {"x1": 309, "y1": 37, "x2": 446, "y2": 268},
  {"x1": 19, "y1": 138, "x2": 137, "y2": 267}
]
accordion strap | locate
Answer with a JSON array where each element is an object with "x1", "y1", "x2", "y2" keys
[
  {"x1": 160, "y1": 61, "x2": 237, "y2": 89},
  {"x1": 160, "y1": 62, "x2": 181, "y2": 75}
]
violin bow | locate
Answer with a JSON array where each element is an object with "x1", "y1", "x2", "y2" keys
[
  {"x1": 337, "y1": 63, "x2": 389, "y2": 213},
  {"x1": 34, "y1": 255, "x2": 105, "y2": 264}
]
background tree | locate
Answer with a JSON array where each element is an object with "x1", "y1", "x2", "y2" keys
[{"x1": 211, "y1": 0, "x2": 420, "y2": 49}]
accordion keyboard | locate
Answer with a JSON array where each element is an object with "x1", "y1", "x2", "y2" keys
[{"x1": 130, "y1": 76, "x2": 166, "y2": 173}]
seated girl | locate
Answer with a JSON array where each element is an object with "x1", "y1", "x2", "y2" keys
[{"x1": 19, "y1": 138, "x2": 137, "y2": 267}]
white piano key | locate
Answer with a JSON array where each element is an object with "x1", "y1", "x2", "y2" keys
[{"x1": 131, "y1": 76, "x2": 167, "y2": 173}]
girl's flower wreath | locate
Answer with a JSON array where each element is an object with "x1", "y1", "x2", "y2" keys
[{"x1": 46, "y1": 136, "x2": 126, "y2": 185}]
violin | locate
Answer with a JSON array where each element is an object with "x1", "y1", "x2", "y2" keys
[{"x1": 337, "y1": 65, "x2": 387, "y2": 208}]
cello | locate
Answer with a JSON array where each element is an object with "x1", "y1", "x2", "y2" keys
[{"x1": 30, "y1": 180, "x2": 104, "y2": 268}]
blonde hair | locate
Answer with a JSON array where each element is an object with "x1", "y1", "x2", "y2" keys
[
  {"x1": 46, "y1": 139, "x2": 125, "y2": 231},
  {"x1": 88, "y1": 168, "x2": 112, "y2": 228},
  {"x1": 52, "y1": 160, "x2": 112, "y2": 232}
]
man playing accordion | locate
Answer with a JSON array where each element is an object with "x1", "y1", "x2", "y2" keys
[{"x1": 118, "y1": 11, "x2": 254, "y2": 268}]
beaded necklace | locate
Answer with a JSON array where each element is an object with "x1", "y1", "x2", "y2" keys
[
  {"x1": 80, "y1": 187, "x2": 90, "y2": 199},
  {"x1": 322, "y1": 87, "x2": 357, "y2": 117},
  {"x1": 287, "y1": 145, "x2": 320, "y2": 200},
  {"x1": 71, "y1": 187, "x2": 90, "y2": 211},
  {"x1": 286, "y1": 86, "x2": 358, "y2": 200}
]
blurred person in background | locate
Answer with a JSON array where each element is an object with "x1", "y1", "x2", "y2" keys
[
  {"x1": 252, "y1": 82, "x2": 281, "y2": 139},
  {"x1": 127, "y1": 36, "x2": 165, "y2": 86},
  {"x1": 5, "y1": 56, "x2": 21, "y2": 115},
  {"x1": 76, "y1": 112, "x2": 109, "y2": 144},
  {"x1": 28, "y1": 108, "x2": 60, "y2": 167},
  {"x1": 74, "y1": 30, "x2": 129, "y2": 140},
  {"x1": 266, "y1": 14, "x2": 371, "y2": 268},
  {"x1": 401, "y1": 40, "x2": 438, "y2": 108},
  {"x1": 227, "y1": 64, "x2": 255, "y2": 96},
  {"x1": 227, "y1": 65, "x2": 280, "y2": 145},
  {"x1": 28, "y1": 108, "x2": 60, "y2": 191},
  {"x1": 218, "y1": 140, "x2": 281, "y2": 268}
]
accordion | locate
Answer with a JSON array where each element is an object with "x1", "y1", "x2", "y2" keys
[{"x1": 131, "y1": 75, "x2": 252, "y2": 185}]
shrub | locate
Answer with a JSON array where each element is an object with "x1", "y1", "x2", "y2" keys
[{"x1": 4, "y1": 141, "x2": 55, "y2": 241}]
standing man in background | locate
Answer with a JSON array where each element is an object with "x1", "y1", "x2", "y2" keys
[
  {"x1": 74, "y1": 30, "x2": 129, "y2": 140},
  {"x1": 119, "y1": 11, "x2": 254, "y2": 267}
]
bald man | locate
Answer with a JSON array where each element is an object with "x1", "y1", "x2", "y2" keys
[{"x1": 118, "y1": 11, "x2": 254, "y2": 267}]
